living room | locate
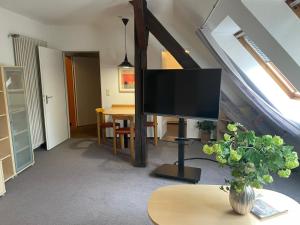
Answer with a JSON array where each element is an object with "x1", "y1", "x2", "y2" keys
[{"x1": 0, "y1": 0, "x2": 299, "y2": 225}]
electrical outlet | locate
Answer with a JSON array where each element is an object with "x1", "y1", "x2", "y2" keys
[{"x1": 106, "y1": 89, "x2": 110, "y2": 96}]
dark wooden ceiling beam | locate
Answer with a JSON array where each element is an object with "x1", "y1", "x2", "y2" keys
[
  {"x1": 130, "y1": 0, "x2": 200, "y2": 68},
  {"x1": 145, "y1": 8, "x2": 200, "y2": 69}
]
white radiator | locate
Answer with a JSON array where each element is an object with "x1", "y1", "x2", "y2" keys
[{"x1": 12, "y1": 35, "x2": 47, "y2": 149}]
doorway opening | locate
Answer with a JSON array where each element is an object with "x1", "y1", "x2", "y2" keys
[{"x1": 64, "y1": 51, "x2": 101, "y2": 138}]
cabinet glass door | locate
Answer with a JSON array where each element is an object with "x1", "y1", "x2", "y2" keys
[{"x1": 4, "y1": 67, "x2": 33, "y2": 173}]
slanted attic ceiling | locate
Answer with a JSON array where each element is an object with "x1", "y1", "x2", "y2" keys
[
  {"x1": 0, "y1": 0, "x2": 217, "y2": 26},
  {"x1": 0, "y1": 0, "x2": 219, "y2": 67},
  {"x1": 0, "y1": 0, "x2": 133, "y2": 25}
]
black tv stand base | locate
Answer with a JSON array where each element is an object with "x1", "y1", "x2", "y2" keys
[
  {"x1": 153, "y1": 164, "x2": 201, "y2": 184},
  {"x1": 152, "y1": 118, "x2": 201, "y2": 184}
]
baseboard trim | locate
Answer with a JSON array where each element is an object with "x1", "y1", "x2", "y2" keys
[{"x1": 102, "y1": 137, "x2": 161, "y2": 140}]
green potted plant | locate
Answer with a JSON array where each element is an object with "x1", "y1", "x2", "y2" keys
[
  {"x1": 202, "y1": 123, "x2": 299, "y2": 215},
  {"x1": 196, "y1": 120, "x2": 216, "y2": 144}
]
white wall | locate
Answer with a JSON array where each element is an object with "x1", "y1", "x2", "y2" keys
[
  {"x1": 0, "y1": 7, "x2": 47, "y2": 65},
  {"x1": 46, "y1": 19, "x2": 138, "y2": 110}
]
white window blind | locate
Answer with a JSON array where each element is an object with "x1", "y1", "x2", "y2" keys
[{"x1": 244, "y1": 36, "x2": 271, "y2": 63}]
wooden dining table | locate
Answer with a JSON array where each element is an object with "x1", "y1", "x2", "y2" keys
[
  {"x1": 100, "y1": 105, "x2": 135, "y2": 147},
  {"x1": 102, "y1": 105, "x2": 135, "y2": 116}
]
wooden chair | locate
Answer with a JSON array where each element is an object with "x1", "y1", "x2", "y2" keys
[
  {"x1": 147, "y1": 114, "x2": 158, "y2": 145},
  {"x1": 112, "y1": 115, "x2": 135, "y2": 162},
  {"x1": 95, "y1": 108, "x2": 120, "y2": 144},
  {"x1": 111, "y1": 104, "x2": 135, "y2": 108}
]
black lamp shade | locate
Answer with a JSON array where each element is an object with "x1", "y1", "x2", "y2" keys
[{"x1": 118, "y1": 54, "x2": 133, "y2": 68}]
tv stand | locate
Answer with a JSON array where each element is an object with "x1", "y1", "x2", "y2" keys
[{"x1": 153, "y1": 118, "x2": 201, "y2": 184}]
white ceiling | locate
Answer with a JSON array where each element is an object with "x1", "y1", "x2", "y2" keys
[
  {"x1": 0, "y1": 0, "x2": 133, "y2": 25},
  {"x1": 0, "y1": 0, "x2": 217, "y2": 26}
]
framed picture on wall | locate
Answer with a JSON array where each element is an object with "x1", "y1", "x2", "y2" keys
[{"x1": 118, "y1": 68, "x2": 135, "y2": 93}]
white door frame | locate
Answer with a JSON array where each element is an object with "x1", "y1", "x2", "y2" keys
[
  {"x1": 63, "y1": 51, "x2": 101, "y2": 128},
  {"x1": 62, "y1": 53, "x2": 71, "y2": 138}
]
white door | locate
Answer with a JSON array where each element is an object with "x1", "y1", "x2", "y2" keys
[{"x1": 38, "y1": 47, "x2": 70, "y2": 150}]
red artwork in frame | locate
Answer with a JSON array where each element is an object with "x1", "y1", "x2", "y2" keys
[{"x1": 118, "y1": 68, "x2": 135, "y2": 93}]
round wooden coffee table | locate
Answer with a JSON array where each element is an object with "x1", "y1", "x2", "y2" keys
[{"x1": 148, "y1": 185, "x2": 300, "y2": 225}]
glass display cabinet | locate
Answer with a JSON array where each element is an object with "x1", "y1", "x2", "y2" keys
[
  {"x1": 0, "y1": 67, "x2": 15, "y2": 196},
  {"x1": 3, "y1": 67, "x2": 34, "y2": 173}
]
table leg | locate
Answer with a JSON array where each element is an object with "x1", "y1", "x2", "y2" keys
[
  {"x1": 124, "y1": 119, "x2": 128, "y2": 148},
  {"x1": 96, "y1": 112, "x2": 101, "y2": 144}
]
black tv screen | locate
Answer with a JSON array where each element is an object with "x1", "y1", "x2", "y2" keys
[{"x1": 143, "y1": 69, "x2": 222, "y2": 119}]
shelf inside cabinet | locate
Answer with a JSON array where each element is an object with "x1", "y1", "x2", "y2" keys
[
  {"x1": 0, "y1": 117, "x2": 9, "y2": 140},
  {"x1": 8, "y1": 105, "x2": 26, "y2": 113},
  {"x1": 10, "y1": 107, "x2": 26, "y2": 114},
  {"x1": 16, "y1": 145, "x2": 30, "y2": 154},
  {"x1": 0, "y1": 73, "x2": 3, "y2": 92},
  {"x1": 0, "y1": 136, "x2": 9, "y2": 142},
  {"x1": 0, "y1": 92, "x2": 6, "y2": 115},
  {"x1": 13, "y1": 129, "x2": 28, "y2": 137},
  {"x1": 2, "y1": 156, "x2": 15, "y2": 182},
  {"x1": 6, "y1": 89, "x2": 24, "y2": 93},
  {"x1": 0, "y1": 137, "x2": 11, "y2": 160},
  {"x1": 0, "y1": 154, "x2": 11, "y2": 161}
]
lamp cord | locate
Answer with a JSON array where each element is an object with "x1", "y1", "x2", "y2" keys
[{"x1": 124, "y1": 23, "x2": 127, "y2": 55}]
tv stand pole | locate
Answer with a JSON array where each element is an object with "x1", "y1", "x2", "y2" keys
[
  {"x1": 178, "y1": 117, "x2": 185, "y2": 175},
  {"x1": 152, "y1": 117, "x2": 201, "y2": 184}
]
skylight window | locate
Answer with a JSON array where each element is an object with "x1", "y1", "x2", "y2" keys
[
  {"x1": 286, "y1": 0, "x2": 300, "y2": 18},
  {"x1": 235, "y1": 32, "x2": 300, "y2": 100}
]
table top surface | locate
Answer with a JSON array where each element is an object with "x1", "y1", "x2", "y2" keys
[
  {"x1": 148, "y1": 185, "x2": 300, "y2": 225},
  {"x1": 102, "y1": 106, "x2": 135, "y2": 116}
]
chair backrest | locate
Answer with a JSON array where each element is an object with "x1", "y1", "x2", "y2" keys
[
  {"x1": 112, "y1": 115, "x2": 135, "y2": 128},
  {"x1": 153, "y1": 114, "x2": 157, "y2": 123},
  {"x1": 95, "y1": 108, "x2": 105, "y2": 123},
  {"x1": 112, "y1": 104, "x2": 135, "y2": 108},
  {"x1": 148, "y1": 114, "x2": 158, "y2": 123},
  {"x1": 95, "y1": 107, "x2": 104, "y2": 113}
]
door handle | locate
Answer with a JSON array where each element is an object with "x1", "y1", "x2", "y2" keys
[{"x1": 45, "y1": 95, "x2": 53, "y2": 104}]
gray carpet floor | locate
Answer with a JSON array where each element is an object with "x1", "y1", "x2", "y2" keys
[{"x1": 0, "y1": 138, "x2": 299, "y2": 225}]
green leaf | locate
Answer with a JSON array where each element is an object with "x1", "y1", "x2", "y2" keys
[
  {"x1": 272, "y1": 135, "x2": 284, "y2": 146},
  {"x1": 227, "y1": 123, "x2": 238, "y2": 132},
  {"x1": 224, "y1": 133, "x2": 231, "y2": 141},
  {"x1": 203, "y1": 144, "x2": 214, "y2": 155},
  {"x1": 278, "y1": 169, "x2": 291, "y2": 178}
]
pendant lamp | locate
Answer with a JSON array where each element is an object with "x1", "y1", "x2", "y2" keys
[{"x1": 118, "y1": 18, "x2": 133, "y2": 68}]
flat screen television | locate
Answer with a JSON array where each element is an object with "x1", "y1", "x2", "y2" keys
[{"x1": 143, "y1": 69, "x2": 222, "y2": 119}]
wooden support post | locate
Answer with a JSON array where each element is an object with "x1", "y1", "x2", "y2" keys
[
  {"x1": 132, "y1": 0, "x2": 148, "y2": 49},
  {"x1": 133, "y1": 0, "x2": 149, "y2": 167}
]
